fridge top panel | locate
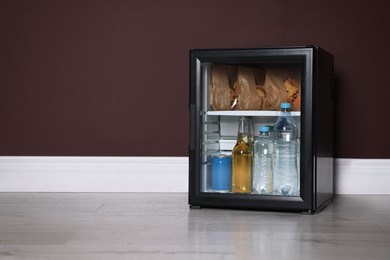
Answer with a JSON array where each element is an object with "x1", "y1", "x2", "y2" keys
[{"x1": 190, "y1": 46, "x2": 315, "y2": 64}]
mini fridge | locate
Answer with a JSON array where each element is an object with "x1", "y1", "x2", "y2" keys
[{"x1": 188, "y1": 46, "x2": 334, "y2": 213}]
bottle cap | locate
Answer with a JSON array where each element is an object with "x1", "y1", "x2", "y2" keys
[
  {"x1": 281, "y1": 103, "x2": 291, "y2": 109},
  {"x1": 259, "y1": 126, "x2": 269, "y2": 132}
]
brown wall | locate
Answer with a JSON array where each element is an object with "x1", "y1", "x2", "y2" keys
[{"x1": 1, "y1": 0, "x2": 389, "y2": 158}]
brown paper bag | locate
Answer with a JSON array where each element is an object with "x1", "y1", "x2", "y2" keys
[
  {"x1": 235, "y1": 67, "x2": 265, "y2": 110},
  {"x1": 262, "y1": 67, "x2": 301, "y2": 111},
  {"x1": 284, "y1": 76, "x2": 301, "y2": 111},
  {"x1": 210, "y1": 65, "x2": 235, "y2": 110}
]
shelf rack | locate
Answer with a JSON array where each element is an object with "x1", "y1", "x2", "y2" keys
[{"x1": 206, "y1": 110, "x2": 301, "y2": 117}]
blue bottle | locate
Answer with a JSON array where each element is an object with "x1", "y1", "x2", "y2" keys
[{"x1": 273, "y1": 103, "x2": 298, "y2": 196}]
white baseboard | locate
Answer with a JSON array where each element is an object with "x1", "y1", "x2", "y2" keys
[
  {"x1": 334, "y1": 159, "x2": 390, "y2": 194},
  {"x1": 0, "y1": 157, "x2": 188, "y2": 192},
  {"x1": 0, "y1": 156, "x2": 389, "y2": 194}
]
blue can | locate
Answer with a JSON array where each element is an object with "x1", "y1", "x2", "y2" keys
[{"x1": 211, "y1": 155, "x2": 232, "y2": 192}]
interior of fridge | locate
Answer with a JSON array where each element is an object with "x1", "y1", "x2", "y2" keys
[{"x1": 200, "y1": 62, "x2": 301, "y2": 196}]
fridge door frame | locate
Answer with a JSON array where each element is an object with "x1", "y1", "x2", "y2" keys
[{"x1": 189, "y1": 47, "x2": 318, "y2": 212}]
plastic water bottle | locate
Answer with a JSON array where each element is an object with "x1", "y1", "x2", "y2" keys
[
  {"x1": 273, "y1": 103, "x2": 298, "y2": 196},
  {"x1": 253, "y1": 126, "x2": 273, "y2": 194}
]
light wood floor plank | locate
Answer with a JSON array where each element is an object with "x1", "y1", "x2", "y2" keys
[{"x1": 0, "y1": 193, "x2": 389, "y2": 259}]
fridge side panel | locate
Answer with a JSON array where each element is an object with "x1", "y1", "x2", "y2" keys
[
  {"x1": 315, "y1": 47, "x2": 335, "y2": 209},
  {"x1": 300, "y1": 47, "x2": 315, "y2": 211},
  {"x1": 189, "y1": 52, "x2": 201, "y2": 206}
]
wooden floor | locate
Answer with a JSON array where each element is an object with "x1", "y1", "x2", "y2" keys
[{"x1": 0, "y1": 193, "x2": 389, "y2": 259}]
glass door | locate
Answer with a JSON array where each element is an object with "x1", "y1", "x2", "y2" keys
[{"x1": 199, "y1": 62, "x2": 302, "y2": 197}]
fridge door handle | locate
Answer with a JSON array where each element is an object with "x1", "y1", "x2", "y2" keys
[{"x1": 189, "y1": 104, "x2": 196, "y2": 151}]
